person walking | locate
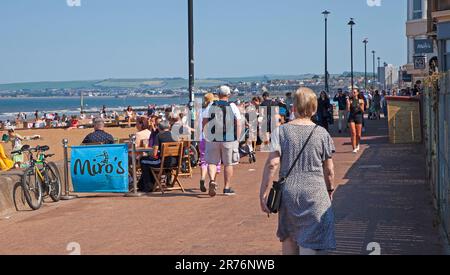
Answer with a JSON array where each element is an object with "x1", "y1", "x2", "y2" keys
[
  {"x1": 260, "y1": 87, "x2": 336, "y2": 255},
  {"x1": 333, "y1": 89, "x2": 348, "y2": 133},
  {"x1": 317, "y1": 91, "x2": 332, "y2": 132},
  {"x1": 203, "y1": 86, "x2": 242, "y2": 197},
  {"x1": 198, "y1": 93, "x2": 221, "y2": 193},
  {"x1": 381, "y1": 90, "x2": 388, "y2": 118},
  {"x1": 347, "y1": 89, "x2": 365, "y2": 154},
  {"x1": 372, "y1": 90, "x2": 382, "y2": 120}
]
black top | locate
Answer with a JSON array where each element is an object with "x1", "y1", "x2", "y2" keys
[
  {"x1": 317, "y1": 98, "x2": 331, "y2": 117},
  {"x1": 349, "y1": 97, "x2": 363, "y2": 117},
  {"x1": 333, "y1": 94, "x2": 348, "y2": 111}
]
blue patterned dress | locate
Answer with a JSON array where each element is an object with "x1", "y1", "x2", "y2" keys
[{"x1": 271, "y1": 124, "x2": 336, "y2": 250}]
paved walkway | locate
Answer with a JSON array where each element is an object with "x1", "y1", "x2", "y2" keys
[{"x1": 0, "y1": 118, "x2": 445, "y2": 255}]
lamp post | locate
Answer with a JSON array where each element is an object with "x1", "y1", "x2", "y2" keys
[
  {"x1": 377, "y1": 57, "x2": 381, "y2": 88},
  {"x1": 348, "y1": 18, "x2": 356, "y2": 92},
  {"x1": 188, "y1": 0, "x2": 195, "y2": 140},
  {"x1": 372, "y1": 50, "x2": 376, "y2": 88},
  {"x1": 322, "y1": 10, "x2": 330, "y2": 94},
  {"x1": 363, "y1": 38, "x2": 368, "y2": 92}
]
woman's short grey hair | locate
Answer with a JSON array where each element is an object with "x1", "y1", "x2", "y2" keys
[
  {"x1": 294, "y1": 87, "x2": 318, "y2": 118},
  {"x1": 158, "y1": 120, "x2": 171, "y2": 131}
]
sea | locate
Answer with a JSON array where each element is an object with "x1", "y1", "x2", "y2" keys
[{"x1": 0, "y1": 96, "x2": 187, "y2": 121}]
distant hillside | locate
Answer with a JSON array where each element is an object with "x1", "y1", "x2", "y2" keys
[{"x1": 0, "y1": 74, "x2": 316, "y2": 92}]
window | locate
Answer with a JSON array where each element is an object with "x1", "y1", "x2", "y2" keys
[
  {"x1": 437, "y1": 0, "x2": 450, "y2": 11},
  {"x1": 447, "y1": 40, "x2": 450, "y2": 53},
  {"x1": 412, "y1": 0, "x2": 423, "y2": 20}
]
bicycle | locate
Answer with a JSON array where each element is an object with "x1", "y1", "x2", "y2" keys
[{"x1": 12, "y1": 145, "x2": 62, "y2": 210}]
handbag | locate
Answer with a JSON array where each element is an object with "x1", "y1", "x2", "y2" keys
[{"x1": 266, "y1": 125, "x2": 318, "y2": 214}]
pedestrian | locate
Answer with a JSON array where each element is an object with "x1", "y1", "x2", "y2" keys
[
  {"x1": 260, "y1": 91, "x2": 277, "y2": 149},
  {"x1": 260, "y1": 87, "x2": 336, "y2": 255},
  {"x1": 333, "y1": 89, "x2": 348, "y2": 133},
  {"x1": 317, "y1": 91, "x2": 331, "y2": 132},
  {"x1": 372, "y1": 90, "x2": 382, "y2": 120},
  {"x1": 381, "y1": 90, "x2": 388, "y2": 118},
  {"x1": 347, "y1": 89, "x2": 365, "y2": 154},
  {"x1": 198, "y1": 93, "x2": 221, "y2": 193},
  {"x1": 203, "y1": 85, "x2": 242, "y2": 197}
]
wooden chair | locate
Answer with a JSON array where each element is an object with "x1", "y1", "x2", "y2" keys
[
  {"x1": 150, "y1": 142, "x2": 184, "y2": 194},
  {"x1": 178, "y1": 135, "x2": 193, "y2": 178}
]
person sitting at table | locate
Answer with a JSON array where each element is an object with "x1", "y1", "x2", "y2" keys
[
  {"x1": 81, "y1": 118, "x2": 115, "y2": 145},
  {"x1": 135, "y1": 116, "x2": 151, "y2": 148},
  {"x1": 138, "y1": 121, "x2": 177, "y2": 193}
]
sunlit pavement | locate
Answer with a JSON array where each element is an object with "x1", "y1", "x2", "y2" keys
[{"x1": 0, "y1": 118, "x2": 444, "y2": 255}]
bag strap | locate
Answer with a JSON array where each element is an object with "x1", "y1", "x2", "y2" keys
[{"x1": 281, "y1": 125, "x2": 318, "y2": 181}]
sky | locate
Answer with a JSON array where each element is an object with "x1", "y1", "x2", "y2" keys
[{"x1": 0, "y1": 0, "x2": 406, "y2": 84}]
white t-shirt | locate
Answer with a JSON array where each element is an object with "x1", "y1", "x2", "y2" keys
[{"x1": 202, "y1": 101, "x2": 242, "y2": 141}]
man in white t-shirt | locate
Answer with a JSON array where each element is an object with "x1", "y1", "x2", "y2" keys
[{"x1": 203, "y1": 86, "x2": 242, "y2": 197}]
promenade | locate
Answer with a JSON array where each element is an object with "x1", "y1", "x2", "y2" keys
[{"x1": 0, "y1": 118, "x2": 445, "y2": 255}]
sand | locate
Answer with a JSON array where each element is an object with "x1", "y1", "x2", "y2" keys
[{"x1": 2, "y1": 127, "x2": 136, "y2": 162}]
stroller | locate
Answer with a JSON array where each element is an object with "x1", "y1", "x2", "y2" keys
[{"x1": 239, "y1": 128, "x2": 257, "y2": 164}]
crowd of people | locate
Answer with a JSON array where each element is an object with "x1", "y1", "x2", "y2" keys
[{"x1": 0, "y1": 83, "x2": 424, "y2": 256}]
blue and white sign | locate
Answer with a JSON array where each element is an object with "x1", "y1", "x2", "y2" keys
[
  {"x1": 414, "y1": 39, "x2": 434, "y2": 54},
  {"x1": 70, "y1": 144, "x2": 129, "y2": 193}
]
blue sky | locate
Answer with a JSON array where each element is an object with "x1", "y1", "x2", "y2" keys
[{"x1": 0, "y1": 0, "x2": 406, "y2": 84}]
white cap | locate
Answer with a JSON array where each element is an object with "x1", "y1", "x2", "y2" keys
[{"x1": 219, "y1": 85, "x2": 231, "y2": 96}]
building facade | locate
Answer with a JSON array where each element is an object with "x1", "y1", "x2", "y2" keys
[{"x1": 404, "y1": 0, "x2": 438, "y2": 84}]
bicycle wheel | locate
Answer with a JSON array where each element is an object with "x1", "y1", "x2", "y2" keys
[
  {"x1": 21, "y1": 167, "x2": 43, "y2": 210},
  {"x1": 46, "y1": 162, "x2": 62, "y2": 202}
]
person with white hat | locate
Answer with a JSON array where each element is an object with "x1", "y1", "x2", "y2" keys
[{"x1": 203, "y1": 85, "x2": 242, "y2": 196}]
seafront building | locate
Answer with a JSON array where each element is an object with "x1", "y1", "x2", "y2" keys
[{"x1": 404, "y1": 0, "x2": 438, "y2": 84}]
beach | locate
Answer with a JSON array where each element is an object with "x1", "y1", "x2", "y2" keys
[{"x1": 2, "y1": 127, "x2": 136, "y2": 162}]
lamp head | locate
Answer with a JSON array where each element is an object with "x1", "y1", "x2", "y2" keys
[{"x1": 348, "y1": 18, "x2": 356, "y2": 26}]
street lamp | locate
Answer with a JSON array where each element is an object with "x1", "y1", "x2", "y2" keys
[
  {"x1": 377, "y1": 57, "x2": 381, "y2": 88},
  {"x1": 322, "y1": 10, "x2": 330, "y2": 94},
  {"x1": 372, "y1": 50, "x2": 376, "y2": 88},
  {"x1": 188, "y1": 0, "x2": 195, "y2": 140},
  {"x1": 363, "y1": 38, "x2": 368, "y2": 92},
  {"x1": 348, "y1": 18, "x2": 356, "y2": 92}
]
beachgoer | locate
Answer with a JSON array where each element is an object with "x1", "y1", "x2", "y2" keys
[
  {"x1": 125, "y1": 106, "x2": 134, "y2": 128},
  {"x1": 260, "y1": 87, "x2": 336, "y2": 255}
]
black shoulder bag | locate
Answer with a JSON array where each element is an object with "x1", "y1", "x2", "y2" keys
[{"x1": 266, "y1": 125, "x2": 318, "y2": 214}]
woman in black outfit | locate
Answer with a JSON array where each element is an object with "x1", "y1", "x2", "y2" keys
[
  {"x1": 347, "y1": 89, "x2": 365, "y2": 154},
  {"x1": 317, "y1": 91, "x2": 332, "y2": 131}
]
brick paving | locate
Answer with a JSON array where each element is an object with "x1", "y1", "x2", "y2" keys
[{"x1": 0, "y1": 118, "x2": 445, "y2": 255}]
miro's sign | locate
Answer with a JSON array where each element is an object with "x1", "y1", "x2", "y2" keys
[
  {"x1": 414, "y1": 39, "x2": 434, "y2": 54},
  {"x1": 70, "y1": 144, "x2": 128, "y2": 193}
]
